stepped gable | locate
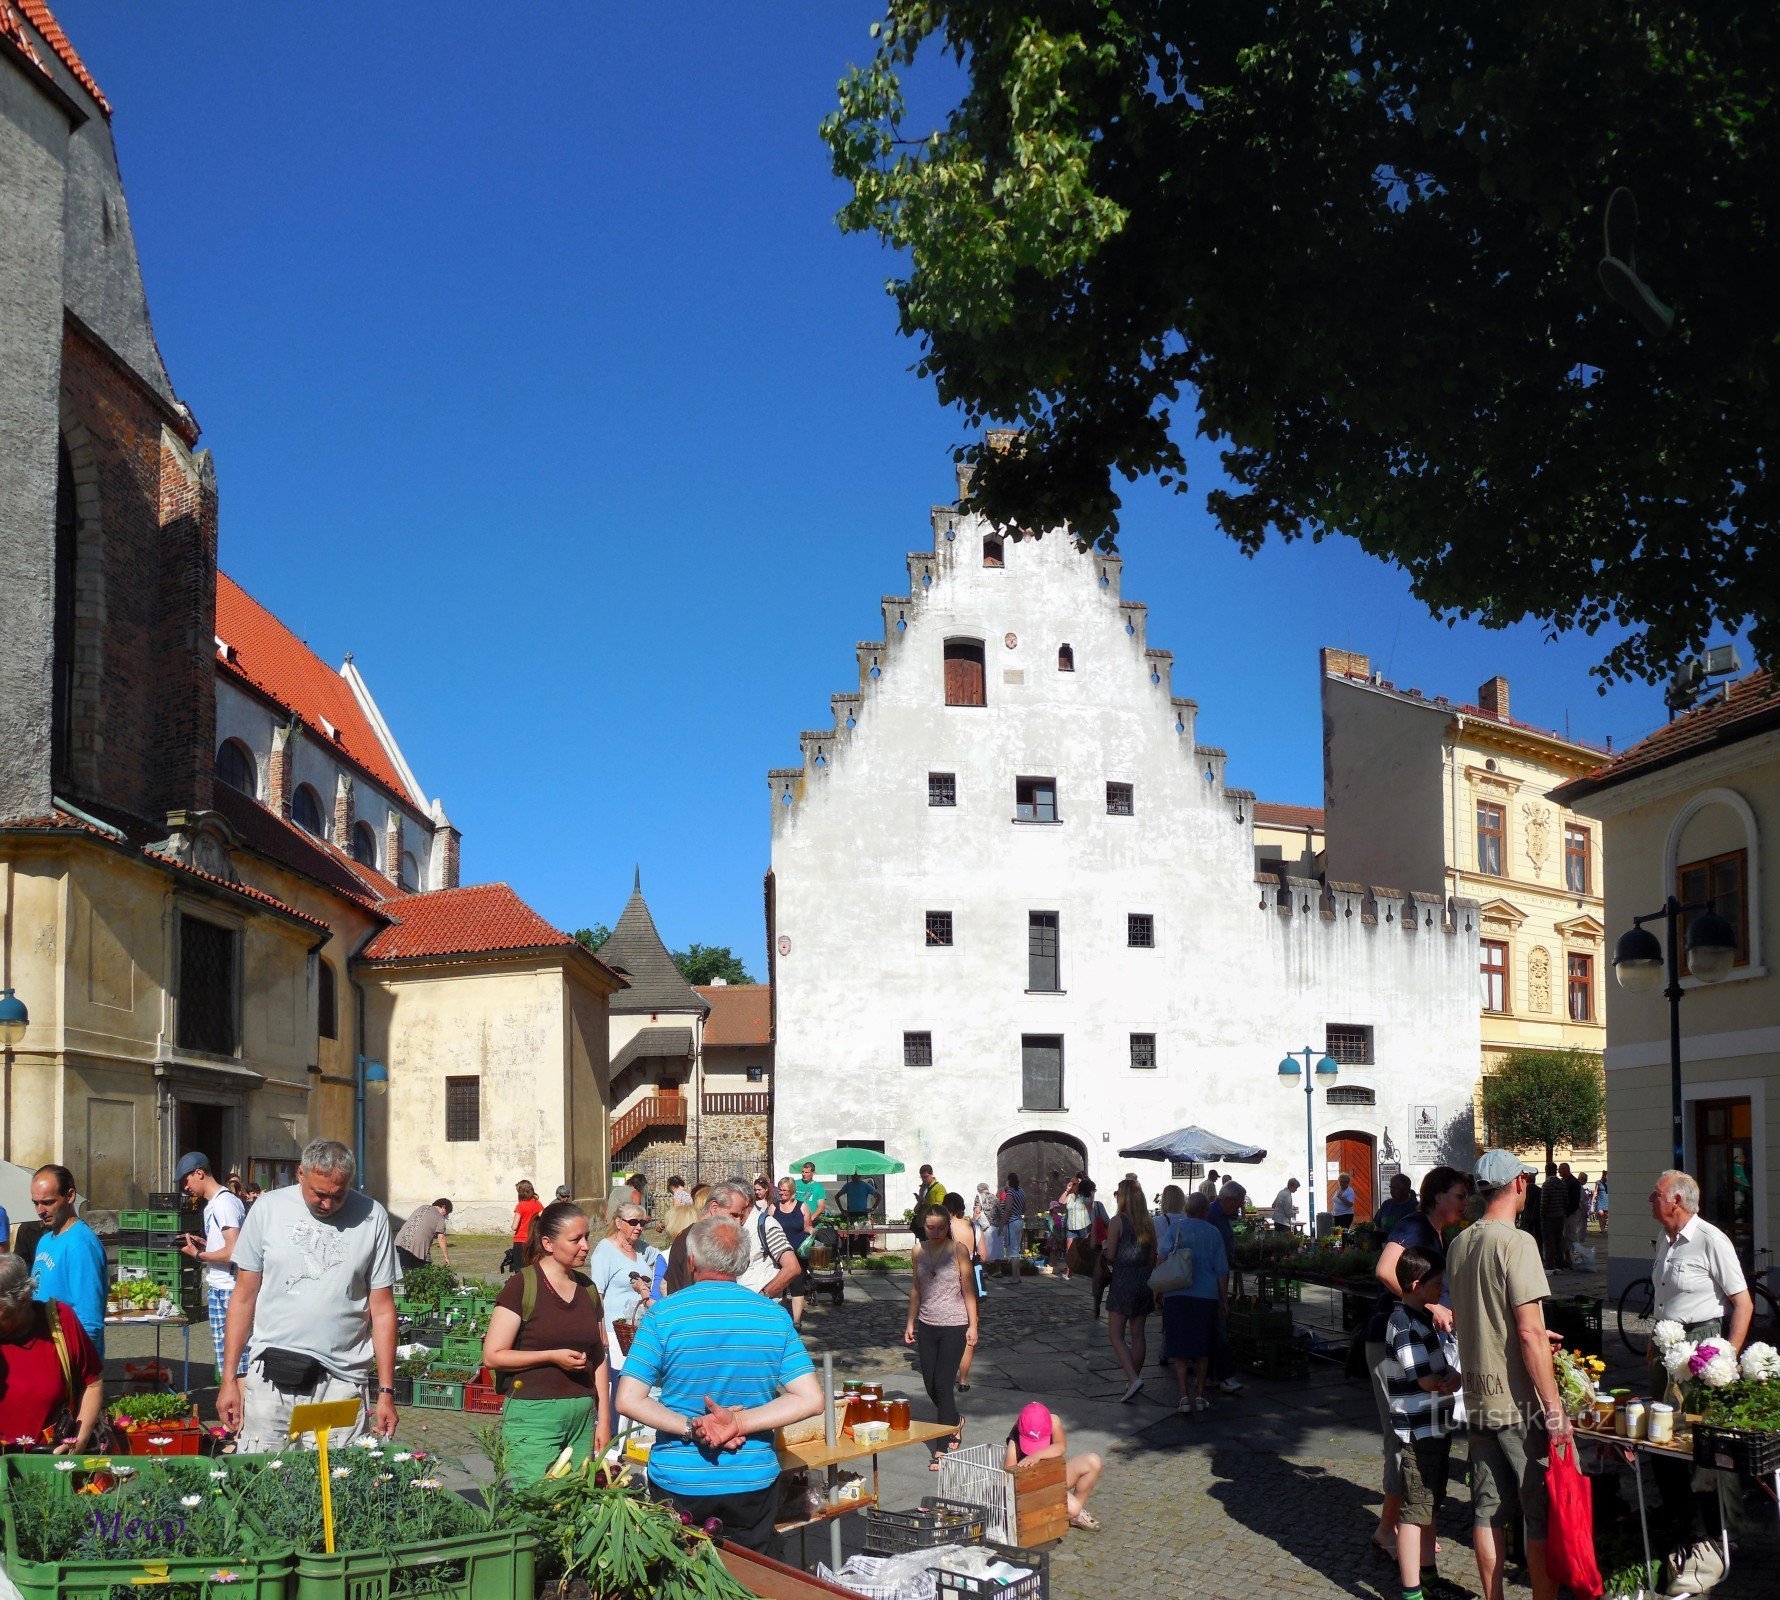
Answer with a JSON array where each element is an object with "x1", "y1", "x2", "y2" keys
[{"x1": 600, "y1": 875, "x2": 709, "y2": 1016}]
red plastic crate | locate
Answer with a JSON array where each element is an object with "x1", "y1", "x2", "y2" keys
[
  {"x1": 462, "y1": 1383, "x2": 504, "y2": 1415},
  {"x1": 118, "y1": 1416, "x2": 204, "y2": 1455}
]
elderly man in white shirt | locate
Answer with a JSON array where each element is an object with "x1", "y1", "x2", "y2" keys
[{"x1": 1269, "y1": 1179, "x2": 1301, "y2": 1232}]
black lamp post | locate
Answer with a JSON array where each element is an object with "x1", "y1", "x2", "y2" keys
[{"x1": 1612, "y1": 899, "x2": 1738, "y2": 1169}]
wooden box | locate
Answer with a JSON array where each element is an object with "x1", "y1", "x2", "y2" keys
[{"x1": 1013, "y1": 1455, "x2": 1068, "y2": 1546}]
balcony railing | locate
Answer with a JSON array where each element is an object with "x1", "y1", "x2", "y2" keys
[
  {"x1": 610, "y1": 1092, "x2": 687, "y2": 1154},
  {"x1": 703, "y1": 1092, "x2": 769, "y2": 1117}
]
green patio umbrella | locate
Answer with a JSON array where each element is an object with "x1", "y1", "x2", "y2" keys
[{"x1": 791, "y1": 1147, "x2": 906, "y2": 1177}]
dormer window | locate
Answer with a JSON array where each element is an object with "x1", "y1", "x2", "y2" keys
[
  {"x1": 982, "y1": 536, "x2": 1005, "y2": 568},
  {"x1": 943, "y1": 639, "x2": 987, "y2": 707},
  {"x1": 292, "y1": 783, "x2": 326, "y2": 837},
  {"x1": 351, "y1": 822, "x2": 378, "y2": 869},
  {"x1": 1057, "y1": 644, "x2": 1074, "y2": 672}
]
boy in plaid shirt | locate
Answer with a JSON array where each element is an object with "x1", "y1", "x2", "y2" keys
[{"x1": 1383, "y1": 1246, "x2": 1462, "y2": 1600}]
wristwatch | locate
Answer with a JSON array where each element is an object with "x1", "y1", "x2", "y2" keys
[{"x1": 377, "y1": 1386, "x2": 396, "y2": 1396}]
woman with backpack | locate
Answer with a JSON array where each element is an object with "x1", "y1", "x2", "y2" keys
[{"x1": 482, "y1": 1201, "x2": 612, "y2": 1483}]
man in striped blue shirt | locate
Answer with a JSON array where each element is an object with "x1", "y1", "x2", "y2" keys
[{"x1": 617, "y1": 1216, "x2": 822, "y2": 1553}]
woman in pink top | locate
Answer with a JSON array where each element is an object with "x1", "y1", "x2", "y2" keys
[{"x1": 903, "y1": 1202, "x2": 977, "y2": 1465}]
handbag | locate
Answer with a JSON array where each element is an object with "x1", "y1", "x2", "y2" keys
[
  {"x1": 257, "y1": 1346, "x2": 324, "y2": 1392},
  {"x1": 1148, "y1": 1217, "x2": 1194, "y2": 1296},
  {"x1": 1543, "y1": 1434, "x2": 1603, "y2": 1598},
  {"x1": 45, "y1": 1301, "x2": 127, "y2": 1455}
]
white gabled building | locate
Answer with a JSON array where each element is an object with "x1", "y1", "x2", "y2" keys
[{"x1": 766, "y1": 465, "x2": 1485, "y2": 1220}]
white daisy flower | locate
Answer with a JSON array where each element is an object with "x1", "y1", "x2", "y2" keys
[
  {"x1": 332, "y1": 1466, "x2": 351, "y2": 1478},
  {"x1": 54, "y1": 1462, "x2": 76, "y2": 1473},
  {"x1": 181, "y1": 1495, "x2": 203, "y2": 1508},
  {"x1": 392, "y1": 1452, "x2": 412, "y2": 1463},
  {"x1": 209, "y1": 1471, "x2": 228, "y2": 1481},
  {"x1": 267, "y1": 1459, "x2": 284, "y2": 1470}
]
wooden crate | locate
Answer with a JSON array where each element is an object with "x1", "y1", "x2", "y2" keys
[{"x1": 1013, "y1": 1455, "x2": 1068, "y2": 1547}]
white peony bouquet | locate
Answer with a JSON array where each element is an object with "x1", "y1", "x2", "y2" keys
[
  {"x1": 1739, "y1": 1341, "x2": 1780, "y2": 1383},
  {"x1": 1651, "y1": 1320, "x2": 1686, "y2": 1352},
  {"x1": 1660, "y1": 1339, "x2": 1698, "y2": 1379},
  {"x1": 1692, "y1": 1340, "x2": 1741, "y2": 1389}
]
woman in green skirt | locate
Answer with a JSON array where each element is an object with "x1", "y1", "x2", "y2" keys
[{"x1": 482, "y1": 1200, "x2": 612, "y2": 1482}]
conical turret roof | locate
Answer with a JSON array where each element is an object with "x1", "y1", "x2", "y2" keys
[{"x1": 601, "y1": 873, "x2": 709, "y2": 1016}]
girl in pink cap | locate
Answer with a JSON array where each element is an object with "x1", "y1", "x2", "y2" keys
[{"x1": 1004, "y1": 1400, "x2": 1103, "y2": 1531}]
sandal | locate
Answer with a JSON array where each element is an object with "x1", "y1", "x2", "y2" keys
[{"x1": 1070, "y1": 1511, "x2": 1101, "y2": 1531}]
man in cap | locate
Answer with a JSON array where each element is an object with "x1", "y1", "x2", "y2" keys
[
  {"x1": 1447, "y1": 1150, "x2": 1567, "y2": 1600},
  {"x1": 176, "y1": 1152, "x2": 248, "y2": 1379}
]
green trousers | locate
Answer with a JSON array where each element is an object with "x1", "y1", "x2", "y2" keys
[{"x1": 500, "y1": 1395, "x2": 595, "y2": 1484}]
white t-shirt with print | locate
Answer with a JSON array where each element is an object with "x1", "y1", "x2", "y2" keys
[{"x1": 203, "y1": 1188, "x2": 247, "y2": 1292}]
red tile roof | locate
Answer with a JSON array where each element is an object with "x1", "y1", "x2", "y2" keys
[
  {"x1": 360, "y1": 883, "x2": 586, "y2": 963},
  {"x1": 1253, "y1": 801, "x2": 1325, "y2": 830},
  {"x1": 1553, "y1": 670, "x2": 1780, "y2": 804},
  {"x1": 695, "y1": 984, "x2": 771, "y2": 1047},
  {"x1": 4, "y1": 2, "x2": 109, "y2": 114},
  {"x1": 216, "y1": 574, "x2": 415, "y2": 803},
  {"x1": 212, "y1": 784, "x2": 392, "y2": 911}
]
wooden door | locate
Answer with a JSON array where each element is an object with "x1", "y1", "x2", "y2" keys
[
  {"x1": 1325, "y1": 1132, "x2": 1376, "y2": 1223},
  {"x1": 1693, "y1": 1097, "x2": 1755, "y2": 1268},
  {"x1": 943, "y1": 641, "x2": 986, "y2": 706}
]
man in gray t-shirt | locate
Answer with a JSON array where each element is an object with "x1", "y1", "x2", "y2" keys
[{"x1": 219, "y1": 1139, "x2": 399, "y2": 1451}]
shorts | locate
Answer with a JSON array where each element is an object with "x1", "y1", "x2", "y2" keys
[
  {"x1": 1395, "y1": 1437, "x2": 1452, "y2": 1526},
  {"x1": 1468, "y1": 1421, "x2": 1550, "y2": 1540},
  {"x1": 1365, "y1": 1342, "x2": 1403, "y2": 1497},
  {"x1": 1161, "y1": 1295, "x2": 1218, "y2": 1361}
]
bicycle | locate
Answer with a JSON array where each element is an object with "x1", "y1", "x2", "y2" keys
[{"x1": 1618, "y1": 1244, "x2": 1780, "y2": 1355}]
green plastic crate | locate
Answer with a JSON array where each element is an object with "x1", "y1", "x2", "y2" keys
[
  {"x1": 1229, "y1": 1302, "x2": 1293, "y2": 1339},
  {"x1": 116, "y1": 1246, "x2": 184, "y2": 1276},
  {"x1": 411, "y1": 1379, "x2": 464, "y2": 1410},
  {"x1": 1236, "y1": 1334, "x2": 1310, "y2": 1380},
  {"x1": 439, "y1": 1333, "x2": 483, "y2": 1367},
  {"x1": 292, "y1": 1527, "x2": 534, "y2": 1600},
  {"x1": 118, "y1": 1209, "x2": 181, "y2": 1232}
]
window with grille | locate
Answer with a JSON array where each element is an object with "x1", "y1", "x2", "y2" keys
[
  {"x1": 925, "y1": 910, "x2": 954, "y2": 947},
  {"x1": 1129, "y1": 1032, "x2": 1157, "y2": 1070},
  {"x1": 1021, "y1": 1034, "x2": 1064, "y2": 1109},
  {"x1": 1567, "y1": 953, "x2": 1594, "y2": 1022},
  {"x1": 903, "y1": 1031, "x2": 933, "y2": 1068},
  {"x1": 943, "y1": 639, "x2": 987, "y2": 707},
  {"x1": 176, "y1": 915, "x2": 237, "y2": 1056},
  {"x1": 318, "y1": 962, "x2": 338, "y2": 1041},
  {"x1": 1127, "y1": 912, "x2": 1155, "y2": 949},
  {"x1": 1677, "y1": 849, "x2": 1749, "y2": 971},
  {"x1": 1564, "y1": 825, "x2": 1591, "y2": 894},
  {"x1": 1016, "y1": 777, "x2": 1058, "y2": 822},
  {"x1": 1028, "y1": 911, "x2": 1060, "y2": 990},
  {"x1": 1106, "y1": 781, "x2": 1134, "y2": 816},
  {"x1": 1325, "y1": 1023, "x2": 1374, "y2": 1064},
  {"x1": 1476, "y1": 801, "x2": 1505, "y2": 876},
  {"x1": 1326, "y1": 1085, "x2": 1376, "y2": 1107},
  {"x1": 746, "y1": 1065, "x2": 766, "y2": 1082},
  {"x1": 928, "y1": 772, "x2": 957, "y2": 807},
  {"x1": 292, "y1": 784, "x2": 326, "y2": 837},
  {"x1": 1480, "y1": 939, "x2": 1509, "y2": 1012},
  {"x1": 445, "y1": 1076, "x2": 480, "y2": 1142}
]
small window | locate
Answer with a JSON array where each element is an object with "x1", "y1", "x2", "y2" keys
[
  {"x1": 1480, "y1": 939, "x2": 1509, "y2": 1013},
  {"x1": 924, "y1": 910, "x2": 954, "y2": 947},
  {"x1": 746, "y1": 1064, "x2": 766, "y2": 1083},
  {"x1": 1028, "y1": 911, "x2": 1060, "y2": 991},
  {"x1": 1129, "y1": 1033, "x2": 1157, "y2": 1070},
  {"x1": 177, "y1": 915, "x2": 238, "y2": 1056},
  {"x1": 1564, "y1": 824, "x2": 1591, "y2": 895},
  {"x1": 318, "y1": 961, "x2": 338, "y2": 1041},
  {"x1": 1020, "y1": 1034, "x2": 1064, "y2": 1110},
  {"x1": 215, "y1": 739, "x2": 257, "y2": 797},
  {"x1": 903, "y1": 1031, "x2": 933, "y2": 1068},
  {"x1": 1015, "y1": 776, "x2": 1058, "y2": 823},
  {"x1": 445, "y1": 1076, "x2": 480, "y2": 1142},
  {"x1": 983, "y1": 535, "x2": 1005, "y2": 568},
  {"x1": 1326, "y1": 1085, "x2": 1377, "y2": 1107},
  {"x1": 1106, "y1": 781, "x2": 1134, "y2": 817},
  {"x1": 1127, "y1": 913, "x2": 1155, "y2": 948},
  {"x1": 928, "y1": 772, "x2": 957, "y2": 807},
  {"x1": 943, "y1": 639, "x2": 987, "y2": 707},
  {"x1": 292, "y1": 783, "x2": 326, "y2": 837},
  {"x1": 351, "y1": 822, "x2": 377, "y2": 868},
  {"x1": 400, "y1": 851, "x2": 419, "y2": 892},
  {"x1": 1324, "y1": 1023, "x2": 1374, "y2": 1065},
  {"x1": 1567, "y1": 952, "x2": 1593, "y2": 1022},
  {"x1": 1678, "y1": 849, "x2": 1749, "y2": 970},
  {"x1": 1476, "y1": 801, "x2": 1505, "y2": 876},
  {"x1": 1057, "y1": 644, "x2": 1074, "y2": 672}
]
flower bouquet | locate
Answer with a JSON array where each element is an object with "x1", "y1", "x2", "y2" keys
[
  {"x1": 1652, "y1": 1324, "x2": 1780, "y2": 1477},
  {"x1": 1552, "y1": 1347, "x2": 1606, "y2": 1420}
]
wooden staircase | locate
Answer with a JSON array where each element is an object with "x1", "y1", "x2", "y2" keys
[{"x1": 610, "y1": 1091, "x2": 687, "y2": 1155}]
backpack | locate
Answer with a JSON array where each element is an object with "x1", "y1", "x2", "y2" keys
[{"x1": 494, "y1": 1266, "x2": 602, "y2": 1395}]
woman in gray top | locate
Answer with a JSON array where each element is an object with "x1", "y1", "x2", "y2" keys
[{"x1": 904, "y1": 1203, "x2": 978, "y2": 1463}]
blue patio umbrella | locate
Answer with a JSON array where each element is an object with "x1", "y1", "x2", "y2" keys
[{"x1": 1117, "y1": 1125, "x2": 1267, "y2": 1164}]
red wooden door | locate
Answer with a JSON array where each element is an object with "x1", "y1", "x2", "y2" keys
[
  {"x1": 1326, "y1": 1133, "x2": 1376, "y2": 1222},
  {"x1": 943, "y1": 642, "x2": 986, "y2": 706}
]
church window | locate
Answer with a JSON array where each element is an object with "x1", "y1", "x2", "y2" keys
[
  {"x1": 903, "y1": 1031, "x2": 933, "y2": 1068},
  {"x1": 925, "y1": 911, "x2": 954, "y2": 947},
  {"x1": 1476, "y1": 802, "x2": 1505, "y2": 876},
  {"x1": 216, "y1": 739, "x2": 257, "y2": 797},
  {"x1": 400, "y1": 851, "x2": 420, "y2": 891},
  {"x1": 293, "y1": 783, "x2": 326, "y2": 837},
  {"x1": 1106, "y1": 781, "x2": 1134, "y2": 816},
  {"x1": 1020, "y1": 1034, "x2": 1065, "y2": 1110},
  {"x1": 1129, "y1": 1033, "x2": 1156, "y2": 1070},
  {"x1": 1058, "y1": 644, "x2": 1074, "y2": 671},
  {"x1": 1127, "y1": 913, "x2": 1154, "y2": 948},
  {"x1": 1015, "y1": 777, "x2": 1058, "y2": 823},
  {"x1": 944, "y1": 639, "x2": 987, "y2": 707},
  {"x1": 445, "y1": 1076, "x2": 480, "y2": 1142},
  {"x1": 318, "y1": 961, "x2": 338, "y2": 1040},
  {"x1": 983, "y1": 535, "x2": 1005, "y2": 567},
  {"x1": 1028, "y1": 912, "x2": 1061, "y2": 991},
  {"x1": 928, "y1": 772, "x2": 957, "y2": 807},
  {"x1": 351, "y1": 822, "x2": 377, "y2": 868},
  {"x1": 177, "y1": 914, "x2": 238, "y2": 1056},
  {"x1": 1325, "y1": 1023, "x2": 1374, "y2": 1064}
]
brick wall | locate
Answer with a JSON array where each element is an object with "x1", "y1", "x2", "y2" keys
[
  {"x1": 267, "y1": 723, "x2": 295, "y2": 818},
  {"x1": 332, "y1": 773, "x2": 354, "y2": 851},
  {"x1": 385, "y1": 810, "x2": 403, "y2": 887}
]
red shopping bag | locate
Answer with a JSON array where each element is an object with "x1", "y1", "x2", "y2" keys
[{"x1": 1544, "y1": 1433, "x2": 1603, "y2": 1599}]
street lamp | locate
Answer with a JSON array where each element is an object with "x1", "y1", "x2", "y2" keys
[
  {"x1": 1279, "y1": 1046, "x2": 1338, "y2": 1234},
  {"x1": 1612, "y1": 898, "x2": 1738, "y2": 1169},
  {"x1": 354, "y1": 1055, "x2": 388, "y2": 1191},
  {"x1": 0, "y1": 988, "x2": 27, "y2": 1046}
]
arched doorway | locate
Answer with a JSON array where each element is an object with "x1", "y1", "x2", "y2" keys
[
  {"x1": 997, "y1": 1131, "x2": 1089, "y2": 1224},
  {"x1": 1325, "y1": 1130, "x2": 1377, "y2": 1225}
]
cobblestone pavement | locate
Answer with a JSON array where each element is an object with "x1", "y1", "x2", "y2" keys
[{"x1": 103, "y1": 1230, "x2": 1776, "y2": 1599}]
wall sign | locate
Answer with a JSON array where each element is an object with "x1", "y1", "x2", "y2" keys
[{"x1": 1411, "y1": 1104, "x2": 1441, "y2": 1160}]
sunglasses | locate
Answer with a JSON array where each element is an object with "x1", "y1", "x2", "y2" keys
[{"x1": 619, "y1": 1216, "x2": 646, "y2": 1225}]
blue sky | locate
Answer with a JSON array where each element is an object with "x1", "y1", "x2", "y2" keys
[{"x1": 60, "y1": 3, "x2": 1685, "y2": 973}]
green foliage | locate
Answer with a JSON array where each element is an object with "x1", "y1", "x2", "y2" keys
[
  {"x1": 400, "y1": 1264, "x2": 458, "y2": 1307},
  {"x1": 1696, "y1": 1377, "x2": 1780, "y2": 1432},
  {"x1": 824, "y1": 3, "x2": 1780, "y2": 683},
  {"x1": 9, "y1": 1460, "x2": 247, "y2": 1564},
  {"x1": 109, "y1": 1392, "x2": 194, "y2": 1424},
  {"x1": 670, "y1": 945, "x2": 755, "y2": 986},
  {"x1": 1481, "y1": 1048, "x2": 1606, "y2": 1163},
  {"x1": 574, "y1": 926, "x2": 611, "y2": 953}
]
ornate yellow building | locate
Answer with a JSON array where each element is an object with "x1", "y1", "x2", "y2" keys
[{"x1": 1321, "y1": 650, "x2": 1609, "y2": 1168}]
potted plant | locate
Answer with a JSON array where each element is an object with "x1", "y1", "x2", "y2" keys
[
  {"x1": 107, "y1": 1392, "x2": 202, "y2": 1454},
  {"x1": 1657, "y1": 1332, "x2": 1780, "y2": 1477}
]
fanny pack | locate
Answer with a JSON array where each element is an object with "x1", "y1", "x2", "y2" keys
[{"x1": 257, "y1": 1347, "x2": 324, "y2": 1392}]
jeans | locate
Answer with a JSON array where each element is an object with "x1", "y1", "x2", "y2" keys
[{"x1": 915, "y1": 1321, "x2": 967, "y2": 1431}]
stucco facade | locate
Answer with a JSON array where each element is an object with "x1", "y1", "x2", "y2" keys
[{"x1": 767, "y1": 495, "x2": 1483, "y2": 1218}]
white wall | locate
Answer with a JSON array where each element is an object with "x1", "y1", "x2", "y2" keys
[{"x1": 769, "y1": 520, "x2": 1481, "y2": 1203}]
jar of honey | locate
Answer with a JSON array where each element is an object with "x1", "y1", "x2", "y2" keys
[
  {"x1": 888, "y1": 1399, "x2": 911, "y2": 1431},
  {"x1": 862, "y1": 1383, "x2": 883, "y2": 1401}
]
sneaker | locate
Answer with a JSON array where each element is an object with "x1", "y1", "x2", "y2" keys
[
  {"x1": 1120, "y1": 1377, "x2": 1144, "y2": 1404},
  {"x1": 1177, "y1": 1398, "x2": 1193, "y2": 1416},
  {"x1": 1664, "y1": 1540, "x2": 1727, "y2": 1596},
  {"x1": 1191, "y1": 1396, "x2": 1210, "y2": 1413},
  {"x1": 1219, "y1": 1377, "x2": 1243, "y2": 1394}
]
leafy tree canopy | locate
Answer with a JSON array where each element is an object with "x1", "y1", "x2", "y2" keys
[
  {"x1": 824, "y1": 3, "x2": 1780, "y2": 683},
  {"x1": 1480, "y1": 1047, "x2": 1606, "y2": 1164},
  {"x1": 672, "y1": 944, "x2": 756, "y2": 986},
  {"x1": 574, "y1": 925, "x2": 611, "y2": 952}
]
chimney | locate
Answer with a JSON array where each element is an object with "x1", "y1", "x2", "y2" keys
[
  {"x1": 1479, "y1": 676, "x2": 1510, "y2": 719},
  {"x1": 1321, "y1": 647, "x2": 1371, "y2": 681}
]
